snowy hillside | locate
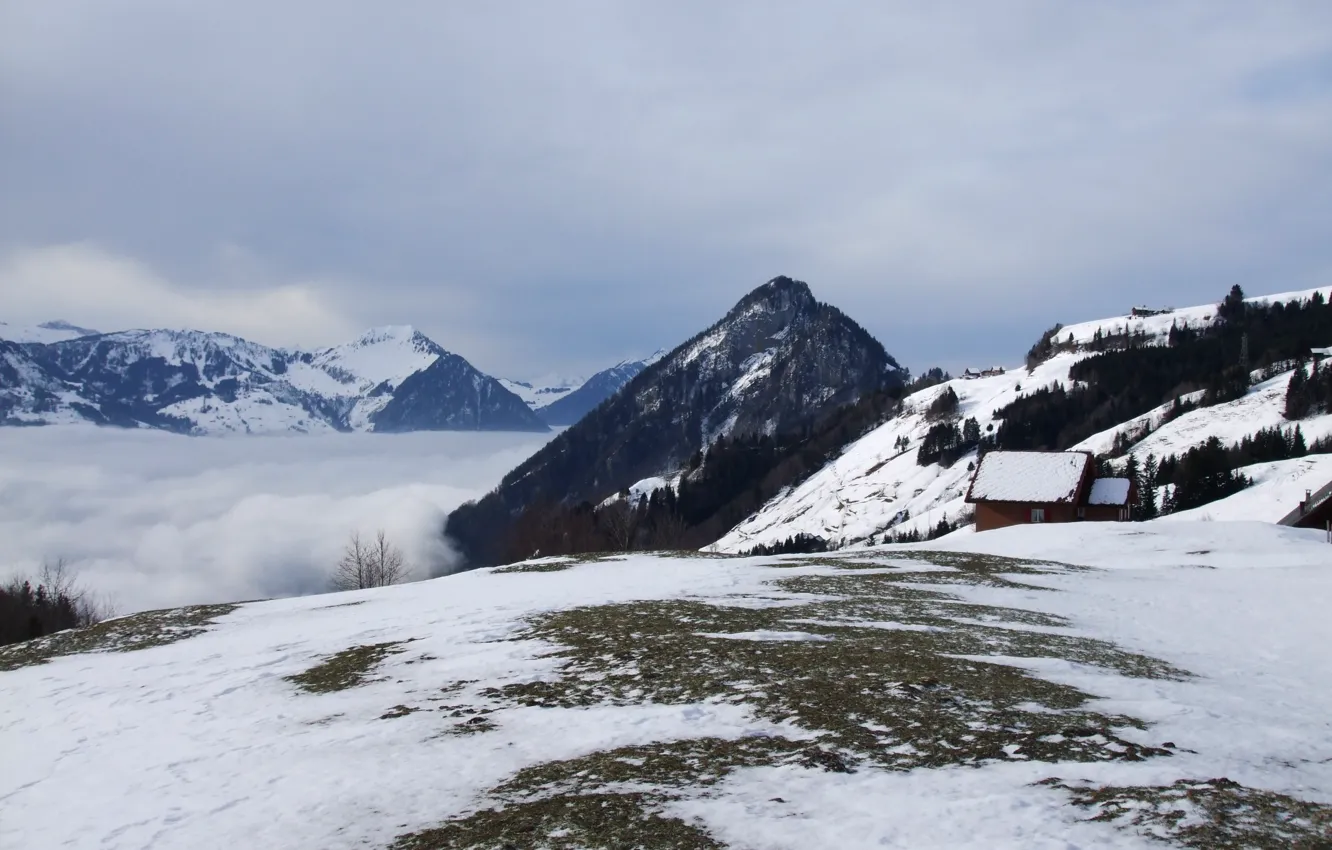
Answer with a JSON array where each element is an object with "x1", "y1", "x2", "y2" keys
[
  {"x1": 0, "y1": 325, "x2": 547, "y2": 435},
  {"x1": 3, "y1": 523, "x2": 1330, "y2": 848},
  {"x1": 1058, "y1": 285, "x2": 1332, "y2": 347},
  {"x1": 715, "y1": 286, "x2": 1332, "y2": 552},
  {"x1": 498, "y1": 374, "x2": 585, "y2": 411},
  {"x1": 714, "y1": 357, "x2": 1063, "y2": 551}
]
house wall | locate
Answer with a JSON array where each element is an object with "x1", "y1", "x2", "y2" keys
[
  {"x1": 974, "y1": 501, "x2": 1079, "y2": 532},
  {"x1": 1083, "y1": 504, "x2": 1130, "y2": 522}
]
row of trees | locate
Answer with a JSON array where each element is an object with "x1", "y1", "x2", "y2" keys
[
  {"x1": 995, "y1": 285, "x2": 1332, "y2": 454},
  {"x1": 0, "y1": 561, "x2": 116, "y2": 647},
  {"x1": 1285, "y1": 357, "x2": 1332, "y2": 420},
  {"x1": 916, "y1": 417, "x2": 981, "y2": 467},
  {"x1": 1116, "y1": 424, "x2": 1331, "y2": 520}
]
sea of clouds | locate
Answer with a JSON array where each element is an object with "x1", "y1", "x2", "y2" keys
[{"x1": 0, "y1": 427, "x2": 555, "y2": 613}]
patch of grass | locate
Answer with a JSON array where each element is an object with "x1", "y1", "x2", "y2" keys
[
  {"x1": 0, "y1": 604, "x2": 238, "y2": 672},
  {"x1": 285, "y1": 640, "x2": 411, "y2": 694},
  {"x1": 380, "y1": 704, "x2": 423, "y2": 720},
  {"x1": 436, "y1": 716, "x2": 498, "y2": 737},
  {"x1": 493, "y1": 562, "x2": 576, "y2": 574},
  {"x1": 1047, "y1": 777, "x2": 1332, "y2": 849},
  {"x1": 393, "y1": 792, "x2": 724, "y2": 850},
  {"x1": 399, "y1": 550, "x2": 1213, "y2": 850},
  {"x1": 398, "y1": 554, "x2": 1191, "y2": 847}
]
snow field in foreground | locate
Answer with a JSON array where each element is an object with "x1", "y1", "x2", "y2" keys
[{"x1": 2, "y1": 522, "x2": 1329, "y2": 849}]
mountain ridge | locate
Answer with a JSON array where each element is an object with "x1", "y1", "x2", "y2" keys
[
  {"x1": 444, "y1": 276, "x2": 905, "y2": 567},
  {"x1": 0, "y1": 324, "x2": 549, "y2": 434}
]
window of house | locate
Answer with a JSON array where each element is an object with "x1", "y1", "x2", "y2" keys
[
  {"x1": 1077, "y1": 507, "x2": 1085, "y2": 520},
  {"x1": 1031, "y1": 508, "x2": 1046, "y2": 523}
]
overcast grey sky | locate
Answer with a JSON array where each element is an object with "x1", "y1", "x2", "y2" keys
[{"x1": 3, "y1": 1, "x2": 1331, "y2": 379}]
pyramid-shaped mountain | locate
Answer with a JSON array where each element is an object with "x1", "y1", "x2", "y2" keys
[{"x1": 445, "y1": 276, "x2": 904, "y2": 566}]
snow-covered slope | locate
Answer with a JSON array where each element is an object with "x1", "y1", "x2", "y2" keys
[
  {"x1": 714, "y1": 357, "x2": 1061, "y2": 551},
  {"x1": 536, "y1": 350, "x2": 668, "y2": 425},
  {"x1": 1159, "y1": 454, "x2": 1332, "y2": 523},
  {"x1": 0, "y1": 320, "x2": 100, "y2": 344},
  {"x1": 498, "y1": 374, "x2": 585, "y2": 411},
  {"x1": 0, "y1": 325, "x2": 547, "y2": 435},
  {"x1": 715, "y1": 286, "x2": 1332, "y2": 552},
  {"x1": 498, "y1": 350, "x2": 669, "y2": 426},
  {"x1": 3, "y1": 524, "x2": 1330, "y2": 848},
  {"x1": 1058, "y1": 284, "x2": 1332, "y2": 348}
]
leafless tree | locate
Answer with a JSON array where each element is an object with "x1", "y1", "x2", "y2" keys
[
  {"x1": 648, "y1": 510, "x2": 690, "y2": 550},
  {"x1": 39, "y1": 559, "x2": 118, "y2": 626},
  {"x1": 599, "y1": 501, "x2": 639, "y2": 552},
  {"x1": 2, "y1": 559, "x2": 117, "y2": 646},
  {"x1": 331, "y1": 530, "x2": 408, "y2": 591}
]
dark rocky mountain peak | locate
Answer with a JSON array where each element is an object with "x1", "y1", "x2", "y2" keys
[{"x1": 445, "y1": 276, "x2": 904, "y2": 567}]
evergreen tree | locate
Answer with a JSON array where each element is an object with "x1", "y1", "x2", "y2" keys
[
  {"x1": 962, "y1": 417, "x2": 980, "y2": 446},
  {"x1": 1285, "y1": 360, "x2": 1308, "y2": 420},
  {"x1": 1124, "y1": 453, "x2": 1141, "y2": 499},
  {"x1": 1218, "y1": 284, "x2": 1247, "y2": 323},
  {"x1": 1139, "y1": 454, "x2": 1159, "y2": 520}
]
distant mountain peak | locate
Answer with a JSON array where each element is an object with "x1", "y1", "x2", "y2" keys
[
  {"x1": 728, "y1": 276, "x2": 816, "y2": 316},
  {"x1": 446, "y1": 275, "x2": 902, "y2": 566},
  {"x1": 346, "y1": 325, "x2": 433, "y2": 348}
]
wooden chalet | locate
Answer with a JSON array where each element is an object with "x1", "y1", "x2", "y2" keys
[{"x1": 964, "y1": 450, "x2": 1135, "y2": 532}]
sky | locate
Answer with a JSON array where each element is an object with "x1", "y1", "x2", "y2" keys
[
  {"x1": 3, "y1": 1, "x2": 1332, "y2": 380},
  {"x1": 0, "y1": 428, "x2": 556, "y2": 612}
]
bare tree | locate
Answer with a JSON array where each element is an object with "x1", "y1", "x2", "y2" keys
[
  {"x1": 2, "y1": 559, "x2": 117, "y2": 646},
  {"x1": 38, "y1": 559, "x2": 117, "y2": 626},
  {"x1": 648, "y1": 510, "x2": 690, "y2": 550},
  {"x1": 599, "y1": 501, "x2": 639, "y2": 552},
  {"x1": 331, "y1": 530, "x2": 408, "y2": 591}
]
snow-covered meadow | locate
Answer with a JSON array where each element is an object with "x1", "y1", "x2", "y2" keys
[
  {"x1": 1, "y1": 522, "x2": 1329, "y2": 848},
  {"x1": 0, "y1": 427, "x2": 555, "y2": 612}
]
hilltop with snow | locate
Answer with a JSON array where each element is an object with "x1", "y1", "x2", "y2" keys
[{"x1": 713, "y1": 285, "x2": 1332, "y2": 552}]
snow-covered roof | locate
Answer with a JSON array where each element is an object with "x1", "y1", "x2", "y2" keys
[
  {"x1": 1313, "y1": 346, "x2": 1332, "y2": 356},
  {"x1": 966, "y1": 451, "x2": 1090, "y2": 504},
  {"x1": 1088, "y1": 478, "x2": 1132, "y2": 506}
]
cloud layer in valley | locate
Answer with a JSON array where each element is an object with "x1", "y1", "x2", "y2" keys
[
  {"x1": 0, "y1": 428, "x2": 555, "y2": 613},
  {"x1": 3, "y1": 2, "x2": 1332, "y2": 376}
]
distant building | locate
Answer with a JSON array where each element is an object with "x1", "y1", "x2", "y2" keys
[
  {"x1": 961, "y1": 366, "x2": 1006, "y2": 380},
  {"x1": 1130, "y1": 306, "x2": 1172, "y2": 318},
  {"x1": 964, "y1": 450, "x2": 1135, "y2": 531},
  {"x1": 1312, "y1": 346, "x2": 1332, "y2": 359}
]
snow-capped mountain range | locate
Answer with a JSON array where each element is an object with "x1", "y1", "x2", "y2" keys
[
  {"x1": 0, "y1": 322, "x2": 659, "y2": 435},
  {"x1": 711, "y1": 285, "x2": 1332, "y2": 553}
]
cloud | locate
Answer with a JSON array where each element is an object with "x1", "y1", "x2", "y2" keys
[
  {"x1": 0, "y1": 428, "x2": 554, "y2": 612},
  {"x1": 0, "y1": 243, "x2": 359, "y2": 348},
  {"x1": 1, "y1": 2, "x2": 1331, "y2": 375}
]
